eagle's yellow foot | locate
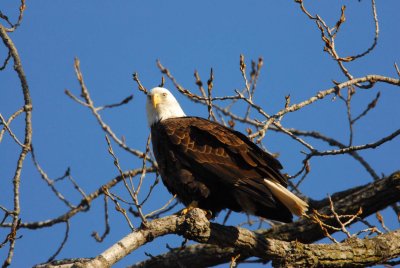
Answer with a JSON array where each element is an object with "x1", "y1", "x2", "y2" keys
[
  {"x1": 181, "y1": 201, "x2": 199, "y2": 215},
  {"x1": 180, "y1": 201, "x2": 212, "y2": 220}
]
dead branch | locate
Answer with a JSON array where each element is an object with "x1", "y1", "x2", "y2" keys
[
  {"x1": 130, "y1": 171, "x2": 400, "y2": 268},
  {"x1": 65, "y1": 58, "x2": 154, "y2": 165},
  {"x1": 0, "y1": 167, "x2": 156, "y2": 230},
  {"x1": 36, "y1": 208, "x2": 400, "y2": 268},
  {"x1": 0, "y1": 23, "x2": 32, "y2": 267}
]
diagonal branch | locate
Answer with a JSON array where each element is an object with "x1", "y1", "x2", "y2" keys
[
  {"x1": 65, "y1": 58, "x2": 154, "y2": 165},
  {"x1": 35, "y1": 210, "x2": 400, "y2": 268},
  {"x1": 34, "y1": 171, "x2": 400, "y2": 268},
  {"x1": 131, "y1": 171, "x2": 400, "y2": 268},
  {"x1": 0, "y1": 167, "x2": 156, "y2": 230}
]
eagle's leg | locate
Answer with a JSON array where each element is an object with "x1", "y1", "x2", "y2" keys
[
  {"x1": 181, "y1": 201, "x2": 213, "y2": 219},
  {"x1": 181, "y1": 201, "x2": 199, "y2": 215}
]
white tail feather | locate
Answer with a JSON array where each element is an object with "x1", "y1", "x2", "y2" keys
[{"x1": 263, "y1": 179, "x2": 308, "y2": 216}]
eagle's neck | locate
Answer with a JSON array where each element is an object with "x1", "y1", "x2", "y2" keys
[{"x1": 147, "y1": 103, "x2": 186, "y2": 127}]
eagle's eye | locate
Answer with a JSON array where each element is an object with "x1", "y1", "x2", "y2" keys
[{"x1": 162, "y1": 93, "x2": 167, "y2": 97}]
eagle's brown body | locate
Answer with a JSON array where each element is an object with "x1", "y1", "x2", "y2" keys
[{"x1": 151, "y1": 116, "x2": 294, "y2": 222}]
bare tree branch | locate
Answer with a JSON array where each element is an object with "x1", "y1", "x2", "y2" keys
[
  {"x1": 65, "y1": 58, "x2": 154, "y2": 165},
  {"x1": 0, "y1": 167, "x2": 156, "y2": 230},
  {"x1": 131, "y1": 171, "x2": 400, "y2": 267},
  {"x1": 36, "y1": 209, "x2": 400, "y2": 268},
  {"x1": 0, "y1": 24, "x2": 32, "y2": 267},
  {"x1": 2, "y1": 1, "x2": 399, "y2": 267}
]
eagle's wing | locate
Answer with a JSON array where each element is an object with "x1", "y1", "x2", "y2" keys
[
  {"x1": 159, "y1": 117, "x2": 308, "y2": 219},
  {"x1": 163, "y1": 117, "x2": 287, "y2": 187}
]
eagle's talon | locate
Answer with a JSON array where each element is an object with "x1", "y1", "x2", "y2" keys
[
  {"x1": 181, "y1": 207, "x2": 190, "y2": 215},
  {"x1": 181, "y1": 201, "x2": 199, "y2": 216},
  {"x1": 205, "y1": 210, "x2": 213, "y2": 220}
]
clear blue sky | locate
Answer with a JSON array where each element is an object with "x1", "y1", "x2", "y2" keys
[{"x1": 1, "y1": 1, "x2": 399, "y2": 267}]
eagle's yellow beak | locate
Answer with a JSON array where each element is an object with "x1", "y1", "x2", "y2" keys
[{"x1": 151, "y1": 93, "x2": 161, "y2": 108}]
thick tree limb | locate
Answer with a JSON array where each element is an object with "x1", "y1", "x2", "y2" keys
[
  {"x1": 35, "y1": 171, "x2": 400, "y2": 268},
  {"x1": 132, "y1": 171, "x2": 400, "y2": 267},
  {"x1": 37, "y1": 210, "x2": 400, "y2": 268},
  {"x1": 273, "y1": 229, "x2": 400, "y2": 267}
]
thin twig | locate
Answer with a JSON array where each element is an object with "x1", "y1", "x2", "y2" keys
[
  {"x1": 245, "y1": 57, "x2": 263, "y2": 119},
  {"x1": 103, "y1": 187, "x2": 135, "y2": 231},
  {"x1": 207, "y1": 68, "x2": 217, "y2": 121},
  {"x1": 67, "y1": 172, "x2": 87, "y2": 199},
  {"x1": 286, "y1": 128, "x2": 380, "y2": 181},
  {"x1": 239, "y1": 54, "x2": 251, "y2": 97},
  {"x1": 139, "y1": 173, "x2": 159, "y2": 207},
  {"x1": 145, "y1": 195, "x2": 177, "y2": 218},
  {"x1": 222, "y1": 210, "x2": 232, "y2": 225},
  {"x1": 0, "y1": 113, "x2": 25, "y2": 147},
  {"x1": 136, "y1": 136, "x2": 151, "y2": 196},
  {"x1": 0, "y1": 50, "x2": 11, "y2": 70},
  {"x1": 96, "y1": 95, "x2": 134, "y2": 112},
  {"x1": 31, "y1": 146, "x2": 76, "y2": 209},
  {"x1": 343, "y1": 0, "x2": 379, "y2": 61},
  {"x1": 132, "y1": 72, "x2": 148, "y2": 95},
  {"x1": 105, "y1": 135, "x2": 147, "y2": 225},
  {"x1": 0, "y1": 108, "x2": 24, "y2": 143},
  {"x1": 395, "y1": 62, "x2": 400, "y2": 77},
  {"x1": 92, "y1": 195, "x2": 110, "y2": 242},
  {"x1": 375, "y1": 211, "x2": 390, "y2": 233},
  {"x1": 0, "y1": 167, "x2": 156, "y2": 230},
  {"x1": 194, "y1": 70, "x2": 207, "y2": 98},
  {"x1": 1, "y1": 0, "x2": 26, "y2": 32},
  {"x1": 311, "y1": 128, "x2": 400, "y2": 156},
  {"x1": 351, "y1": 92, "x2": 380, "y2": 124},
  {"x1": 47, "y1": 221, "x2": 70, "y2": 262},
  {"x1": 66, "y1": 58, "x2": 154, "y2": 165}
]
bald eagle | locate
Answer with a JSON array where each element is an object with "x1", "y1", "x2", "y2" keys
[{"x1": 146, "y1": 87, "x2": 308, "y2": 222}]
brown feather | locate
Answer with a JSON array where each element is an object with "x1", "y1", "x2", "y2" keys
[{"x1": 151, "y1": 116, "x2": 307, "y2": 222}]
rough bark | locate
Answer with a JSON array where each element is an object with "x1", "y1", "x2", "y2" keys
[
  {"x1": 36, "y1": 210, "x2": 400, "y2": 268},
  {"x1": 37, "y1": 172, "x2": 400, "y2": 267},
  {"x1": 34, "y1": 172, "x2": 400, "y2": 268},
  {"x1": 132, "y1": 171, "x2": 400, "y2": 267}
]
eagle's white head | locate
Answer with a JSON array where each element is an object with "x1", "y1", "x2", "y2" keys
[{"x1": 146, "y1": 87, "x2": 186, "y2": 127}]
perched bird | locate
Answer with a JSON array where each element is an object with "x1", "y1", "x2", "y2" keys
[{"x1": 146, "y1": 87, "x2": 308, "y2": 222}]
